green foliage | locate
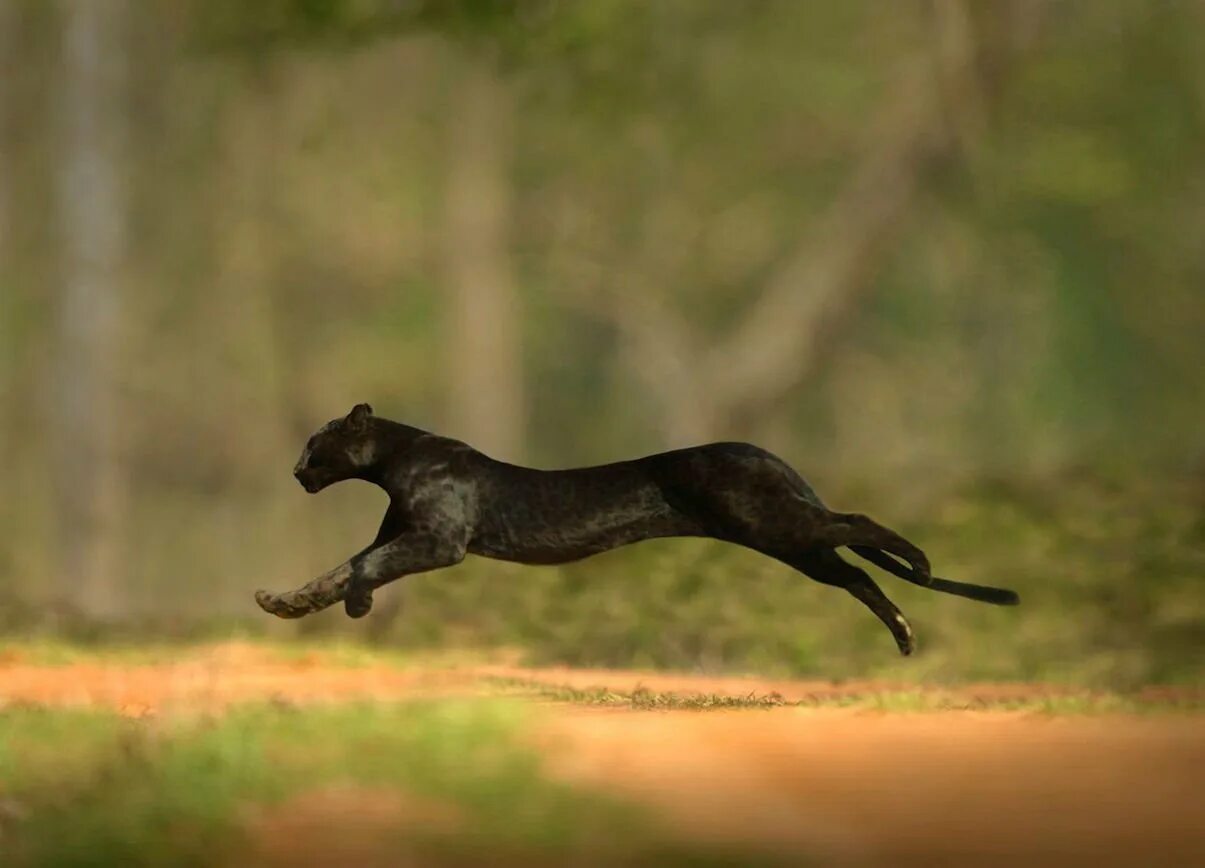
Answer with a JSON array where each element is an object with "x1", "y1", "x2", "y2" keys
[{"x1": 195, "y1": 0, "x2": 570, "y2": 56}]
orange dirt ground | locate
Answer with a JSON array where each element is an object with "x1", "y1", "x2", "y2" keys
[{"x1": 1, "y1": 643, "x2": 1202, "y2": 867}]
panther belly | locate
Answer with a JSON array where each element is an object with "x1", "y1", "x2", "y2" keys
[{"x1": 467, "y1": 492, "x2": 701, "y2": 566}]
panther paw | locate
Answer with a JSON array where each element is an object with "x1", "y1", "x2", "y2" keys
[{"x1": 344, "y1": 587, "x2": 374, "y2": 619}]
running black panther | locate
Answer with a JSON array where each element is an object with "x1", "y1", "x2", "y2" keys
[{"x1": 255, "y1": 403, "x2": 1019, "y2": 655}]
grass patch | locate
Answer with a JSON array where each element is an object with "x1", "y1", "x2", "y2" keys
[
  {"x1": 497, "y1": 679, "x2": 792, "y2": 710},
  {"x1": 0, "y1": 636, "x2": 499, "y2": 671},
  {"x1": 488, "y1": 676, "x2": 1202, "y2": 715},
  {"x1": 0, "y1": 701, "x2": 792, "y2": 867}
]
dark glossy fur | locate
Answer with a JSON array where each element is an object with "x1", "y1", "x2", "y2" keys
[{"x1": 287, "y1": 404, "x2": 1018, "y2": 655}]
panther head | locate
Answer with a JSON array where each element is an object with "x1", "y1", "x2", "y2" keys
[{"x1": 293, "y1": 403, "x2": 377, "y2": 493}]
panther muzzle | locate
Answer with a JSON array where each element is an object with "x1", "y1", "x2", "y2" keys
[{"x1": 294, "y1": 468, "x2": 326, "y2": 493}]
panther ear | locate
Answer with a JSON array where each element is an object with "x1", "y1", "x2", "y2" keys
[{"x1": 345, "y1": 402, "x2": 373, "y2": 432}]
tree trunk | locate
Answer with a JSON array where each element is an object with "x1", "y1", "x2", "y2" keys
[
  {"x1": 0, "y1": 0, "x2": 8, "y2": 257},
  {"x1": 441, "y1": 62, "x2": 524, "y2": 461},
  {"x1": 52, "y1": 0, "x2": 129, "y2": 619}
]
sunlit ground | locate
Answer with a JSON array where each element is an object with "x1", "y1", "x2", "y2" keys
[{"x1": 0, "y1": 642, "x2": 1200, "y2": 867}]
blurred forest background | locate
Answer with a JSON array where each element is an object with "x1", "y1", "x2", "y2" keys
[{"x1": 1, "y1": 0, "x2": 1202, "y2": 688}]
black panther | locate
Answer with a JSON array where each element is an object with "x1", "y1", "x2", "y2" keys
[{"x1": 255, "y1": 403, "x2": 1018, "y2": 655}]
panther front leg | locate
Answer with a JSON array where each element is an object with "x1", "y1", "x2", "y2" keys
[
  {"x1": 254, "y1": 558, "x2": 356, "y2": 619},
  {"x1": 343, "y1": 501, "x2": 408, "y2": 618},
  {"x1": 255, "y1": 501, "x2": 404, "y2": 619},
  {"x1": 342, "y1": 529, "x2": 468, "y2": 618},
  {"x1": 255, "y1": 529, "x2": 467, "y2": 619}
]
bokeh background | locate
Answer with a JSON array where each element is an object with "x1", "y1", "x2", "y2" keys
[{"x1": 2, "y1": 0, "x2": 1202, "y2": 688}]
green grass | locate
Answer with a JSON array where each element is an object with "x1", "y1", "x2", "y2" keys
[
  {"x1": 0, "y1": 636, "x2": 498, "y2": 670},
  {"x1": 488, "y1": 676, "x2": 1202, "y2": 714},
  {"x1": 0, "y1": 701, "x2": 791, "y2": 868},
  {"x1": 492, "y1": 679, "x2": 792, "y2": 710}
]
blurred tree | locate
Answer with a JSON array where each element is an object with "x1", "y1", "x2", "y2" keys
[
  {"x1": 3, "y1": 0, "x2": 1202, "y2": 638},
  {"x1": 555, "y1": 0, "x2": 1048, "y2": 445},
  {"x1": 198, "y1": 0, "x2": 533, "y2": 459},
  {"x1": 441, "y1": 60, "x2": 525, "y2": 459},
  {"x1": 0, "y1": 0, "x2": 12, "y2": 572},
  {"x1": 50, "y1": 0, "x2": 130, "y2": 619},
  {"x1": 0, "y1": 0, "x2": 9, "y2": 257}
]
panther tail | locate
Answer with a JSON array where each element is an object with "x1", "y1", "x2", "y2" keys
[{"x1": 851, "y1": 545, "x2": 1020, "y2": 606}]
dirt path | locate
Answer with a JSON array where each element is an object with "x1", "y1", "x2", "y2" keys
[
  {"x1": 535, "y1": 707, "x2": 1205, "y2": 867},
  {"x1": 2, "y1": 644, "x2": 1202, "y2": 866},
  {"x1": 3, "y1": 643, "x2": 1195, "y2": 713},
  {"x1": 0, "y1": 643, "x2": 483, "y2": 714}
]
